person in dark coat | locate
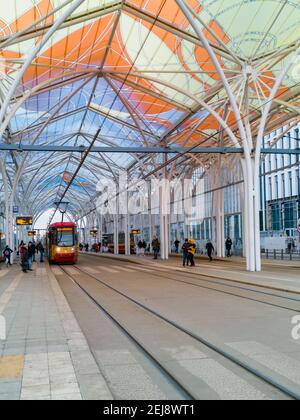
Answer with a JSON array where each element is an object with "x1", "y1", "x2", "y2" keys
[
  {"x1": 206, "y1": 240, "x2": 215, "y2": 262},
  {"x1": 37, "y1": 242, "x2": 45, "y2": 263},
  {"x1": 27, "y1": 242, "x2": 35, "y2": 271},
  {"x1": 174, "y1": 239, "x2": 180, "y2": 253},
  {"x1": 225, "y1": 237, "x2": 233, "y2": 257},
  {"x1": 21, "y1": 244, "x2": 29, "y2": 273},
  {"x1": 182, "y1": 239, "x2": 190, "y2": 267},
  {"x1": 3, "y1": 246, "x2": 13, "y2": 267},
  {"x1": 151, "y1": 237, "x2": 160, "y2": 260}
]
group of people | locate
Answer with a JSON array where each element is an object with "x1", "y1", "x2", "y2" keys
[
  {"x1": 18, "y1": 241, "x2": 45, "y2": 273},
  {"x1": 182, "y1": 239, "x2": 196, "y2": 266},
  {"x1": 136, "y1": 240, "x2": 147, "y2": 257},
  {"x1": 181, "y1": 238, "x2": 215, "y2": 266},
  {"x1": 79, "y1": 243, "x2": 104, "y2": 253}
]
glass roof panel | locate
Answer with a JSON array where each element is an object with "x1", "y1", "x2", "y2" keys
[{"x1": 0, "y1": 0, "x2": 299, "y2": 214}]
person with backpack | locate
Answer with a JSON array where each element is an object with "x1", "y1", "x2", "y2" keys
[{"x1": 3, "y1": 246, "x2": 13, "y2": 267}]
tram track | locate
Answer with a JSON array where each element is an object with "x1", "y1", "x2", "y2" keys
[
  {"x1": 83, "y1": 254, "x2": 300, "y2": 313},
  {"x1": 56, "y1": 263, "x2": 299, "y2": 400},
  {"x1": 57, "y1": 265, "x2": 196, "y2": 400}
]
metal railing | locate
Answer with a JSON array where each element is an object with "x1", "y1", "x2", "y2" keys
[{"x1": 262, "y1": 249, "x2": 300, "y2": 261}]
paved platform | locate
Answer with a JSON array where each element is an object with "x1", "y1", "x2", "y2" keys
[
  {"x1": 0, "y1": 261, "x2": 112, "y2": 400},
  {"x1": 83, "y1": 252, "x2": 300, "y2": 294},
  {"x1": 1, "y1": 254, "x2": 299, "y2": 400}
]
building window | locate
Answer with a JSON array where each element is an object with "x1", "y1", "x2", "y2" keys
[
  {"x1": 284, "y1": 201, "x2": 297, "y2": 230},
  {"x1": 271, "y1": 204, "x2": 281, "y2": 231},
  {"x1": 268, "y1": 177, "x2": 272, "y2": 199},
  {"x1": 288, "y1": 133, "x2": 292, "y2": 166},
  {"x1": 288, "y1": 171, "x2": 293, "y2": 196},
  {"x1": 275, "y1": 175, "x2": 279, "y2": 199},
  {"x1": 282, "y1": 174, "x2": 286, "y2": 198}
]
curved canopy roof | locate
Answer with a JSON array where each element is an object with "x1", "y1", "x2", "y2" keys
[{"x1": 0, "y1": 0, "x2": 299, "y2": 219}]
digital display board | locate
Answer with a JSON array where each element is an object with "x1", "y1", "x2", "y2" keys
[{"x1": 16, "y1": 217, "x2": 33, "y2": 226}]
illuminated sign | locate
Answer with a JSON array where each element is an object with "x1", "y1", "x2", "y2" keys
[
  {"x1": 90, "y1": 229, "x2": 98, "y2": 237},
  {"x1": 28, "y1": 231, "x2": 36, "y2": 237},
  {"x1": 16, "y1": 217, "x2": 33, "y2": 226},
  {"x1": 131, "y1": 229, "x2": 141, "y2": 235}
]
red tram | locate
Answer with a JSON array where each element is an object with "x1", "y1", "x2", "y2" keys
[{"x1": 48, "y1": 222, "x2": 78, "y2": 264}]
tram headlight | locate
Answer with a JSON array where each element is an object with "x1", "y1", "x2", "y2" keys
[{"x1": 56, "y1": 247, "x2": 62, "y2": 253}]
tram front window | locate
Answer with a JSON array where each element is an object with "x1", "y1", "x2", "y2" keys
[{"x1": 57, "y1": 229, "x2": 74, "y2": 247}]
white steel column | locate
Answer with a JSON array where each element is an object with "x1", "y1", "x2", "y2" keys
[
  {"x1": 159, "y1": 181, "x2": 169, "y2": 260},
  {"x1": 176, "y1": 0, "x2": 258, "y2": 271},
  {"x1": 125, "y1": 213, "x2": 130, "y2": 256},
  {"x1": 114, "y1": 215, "x2": 119, "y2": 255},
  {"x1": 215, "y1": 189, "x2": 225, "y2": 258}
]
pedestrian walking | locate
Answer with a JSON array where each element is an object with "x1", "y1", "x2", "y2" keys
[
  {"x1": 137, "y1": 240, "x2": 143, "y2": 257},
  {"x1": 225, "y1": 237, "x2": 233, "y2": 257},
  {"x1": 174, "y1": 239, "x2": 180, "y2": 253},
  {"x1": 206, "y1": 240, "x2": 215, "y2": 262},
  {"x1": 3, "y1": 246, "x2": 13, "y2": 267},
  {"x1": 32, "y1": 242, "x2": 36, "y2": 262},
  {"x1": 20, "y1": 243, "x2": 29, "y2": 273},
  {"x1": 37, "y1": 242, "x2": 45, "y2": 263},
  {"x1": 85, "y1": 243, "x2": 89, "y2": 252},
  {"x1": 151, "y1": 237, "x2": 160, "y2": 260},
  {"x1": 142, "y1": 240, "x2": 147, "y2": 256},
  {"x1": 182, "y1": 239, "x2": 190, "y2": 267},
  {"x1": 27, "y1": 242, "x2": 35, "y2": 271}
]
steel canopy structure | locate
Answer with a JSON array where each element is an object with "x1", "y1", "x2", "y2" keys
[{"x1": 0, "y1": 0, "x2": 300, "y2": 271}]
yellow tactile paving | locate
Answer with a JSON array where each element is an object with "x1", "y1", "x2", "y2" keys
[{"x1": 0, "y1": 355, "x2": 24, "y2": 379}]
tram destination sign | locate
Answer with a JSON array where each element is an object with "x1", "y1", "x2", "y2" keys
[{"x1": 16, "y1": 216, "x2": 33, "y2": 226}]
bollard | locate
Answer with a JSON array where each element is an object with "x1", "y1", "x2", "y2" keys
[
  {"x1": 274, "y1": 249, "x2": 276, "y2": 260},
  {"x1": 281, "y1": 249, "x2": 284, "y2": 260}
]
